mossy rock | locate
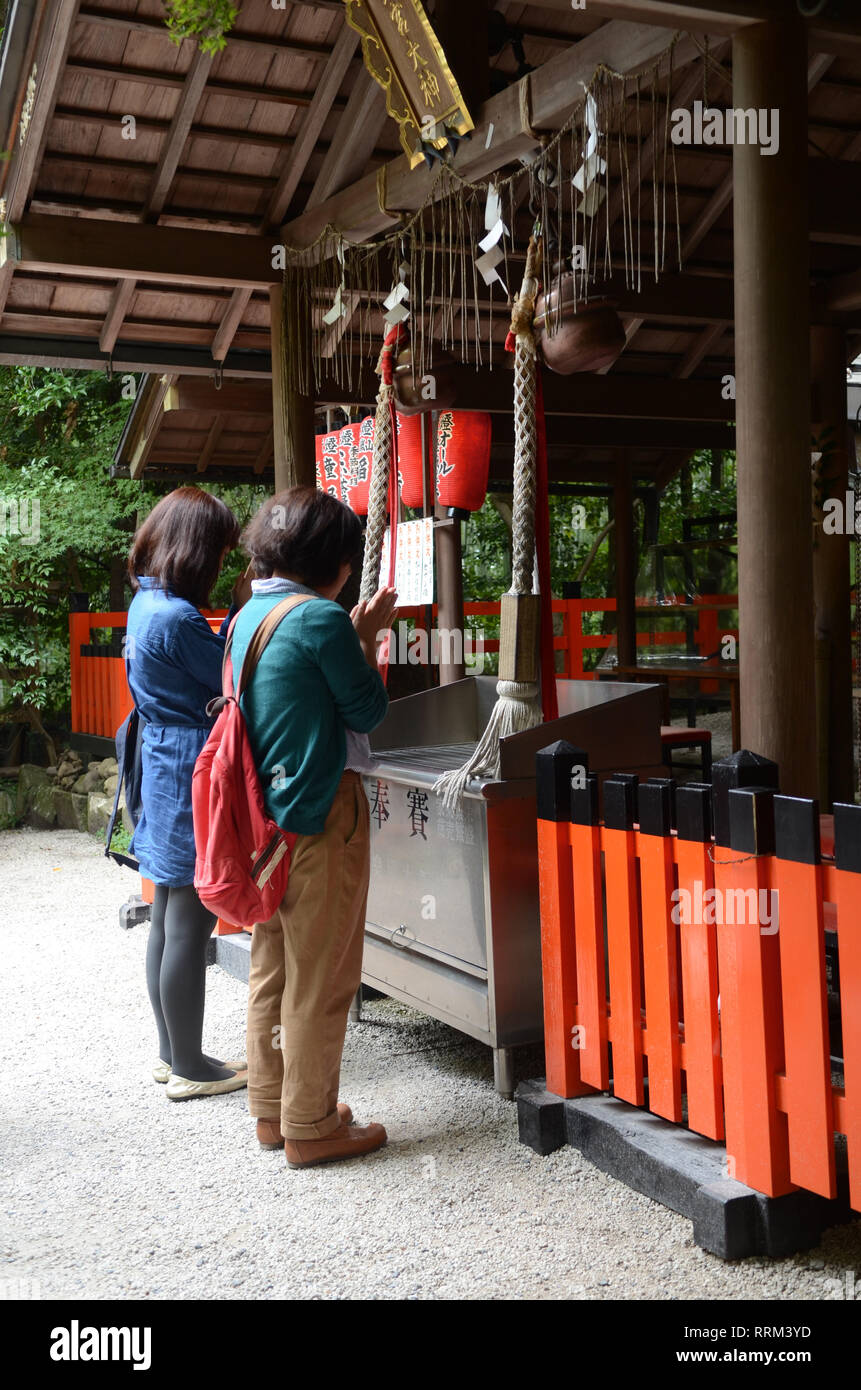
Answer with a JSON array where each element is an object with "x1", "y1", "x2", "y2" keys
[
  {"x1": 104, "y1": 774, "x2": 119, "y2": 798},
  {"x1": 16, "y1": 764, "x2": 50, "y2": 820},
  {"x1": 28, "y1": 783, "x2": 58, "y2": 829},
  {"x1": 55, "y1": 790, "x2": 89, "y2": 833},
  {"x1": 87, "y1": 792, "x2": 113, "y2": 836}
]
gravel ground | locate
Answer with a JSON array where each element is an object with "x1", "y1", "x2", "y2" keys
[{"x1": 2, "y1": 826, "x2": 860, "y2": 1302}]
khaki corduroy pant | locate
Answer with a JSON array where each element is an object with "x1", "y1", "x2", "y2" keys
[{"x1": 246, "y1": 771, "x2": 370, "y2": 1140}]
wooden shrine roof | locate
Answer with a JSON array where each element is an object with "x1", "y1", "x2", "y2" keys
[{"x1": 1, "y1": 0, "x2": 861, "y2": 486}]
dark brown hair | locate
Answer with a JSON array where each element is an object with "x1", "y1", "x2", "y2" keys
[
  {"x1": 242, "y1": 487, "x2": 363, "y2": 590},
  {"x1": 128, "y1": 487, "x2": 240, "y2": 607}
]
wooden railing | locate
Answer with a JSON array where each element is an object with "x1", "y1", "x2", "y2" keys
[
  {"x1": 69, "y1": 610, "x2": 227, "y2": 737},
  {"x1": 535, "y1": 744, "x2": 861, "y2": 1213},
  {"x1": 70, "y1": 597, "x2": 739, "y2": 737}
]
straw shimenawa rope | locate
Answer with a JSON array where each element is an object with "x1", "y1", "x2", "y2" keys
[{"x1": 434, "y1": 238, "x2": 544, "y2": 808}]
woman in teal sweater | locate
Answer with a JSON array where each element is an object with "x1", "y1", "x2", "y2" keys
[{"x1": 232, "y1": 487, "x2": 396, "y2": 1169}]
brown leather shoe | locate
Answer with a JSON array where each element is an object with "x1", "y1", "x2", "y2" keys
[
  {"x1": 257, "y1": 1103, "x2": 353, "y2": 1150},
  {"x1": 283, "y1": 1120, "x2": 387, "y2": 1169}
]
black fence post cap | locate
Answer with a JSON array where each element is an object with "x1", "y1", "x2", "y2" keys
[{"x1": 535, "y1": 741, "x2": 589, "y2": 822}]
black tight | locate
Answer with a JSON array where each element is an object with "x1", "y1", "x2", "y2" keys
[{"x1": 145, "y1": 884, "x2": 234, "y2": 1083}]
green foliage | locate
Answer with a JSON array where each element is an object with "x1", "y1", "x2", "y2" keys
[
  {"x1": 107, "y1": 821, "x2": 133, "y2": 854},
  {"x1": 163, "y1": 0, "x2": 240, "y2": 54},
  {"x1": 0, "y1": 367, "x2": 140, "y2": 715}
]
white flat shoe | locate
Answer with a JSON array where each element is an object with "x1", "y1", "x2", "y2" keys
[
  {"x1": 154, "y1": 1058, "x2": 247, "y2": 1085},
  {"x1": 166, "y1": 1069, "x2": 248, "y2": 1101}
]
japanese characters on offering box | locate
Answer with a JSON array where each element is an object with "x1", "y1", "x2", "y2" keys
[{"x1": 368, "y1": 778, "x2": 475, "y2": 844}]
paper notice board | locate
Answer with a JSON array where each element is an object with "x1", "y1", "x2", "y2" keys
[{"x1": 379, "y1": 517, "x2": 434, "y2": 605}]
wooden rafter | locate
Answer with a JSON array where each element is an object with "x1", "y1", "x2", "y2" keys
[
  {"x1": 212, "y1": 289, "x2": 254, "y2": 363},
  {"x1": 75, "y1": 7, "x2": 338, "y2": 62},
  {"x1": 98, "y1": 47, "x2": 213, "y2": 358},
  {"x1": 263, "y1": 21, "x2": 359, "y2": 229},
  {"x1": 306, "y1": 73, "x2": 388, "y2": 210},
  {"x1": 197, "y1": 416, "x2": 225, "y2": 473}
]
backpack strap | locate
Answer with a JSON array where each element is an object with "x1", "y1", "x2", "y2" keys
[{"x1": 228, "y1": 594, "x2": 317, "y2": 701}]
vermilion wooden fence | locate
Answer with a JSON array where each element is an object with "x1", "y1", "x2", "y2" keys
[
  {"x1": 71, "y1": 598, "x2": 739, "y2": 737},
  {"x1": 69, "y1": 610, "x2": 228, "y2": 737},
  {"x1": 535, "y1": 743, "x2": 861, "y2": 1214}
]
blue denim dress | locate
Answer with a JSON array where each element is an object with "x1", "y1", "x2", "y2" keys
[{"x1": 125, "y1": 577, "x2": 234, "y2": 887}]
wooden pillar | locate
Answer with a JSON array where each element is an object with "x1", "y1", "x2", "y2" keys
[
  {"x1": 613, "y1": 460, "x2": 636, "y2": 668},
  {"x1": 733, "y1": 17, "x2": 816, "y2": 797},
  {"x1": 270, "y1": 282, "x2": 315, "y2": 492},
  {"x1": 812, "y1": 324, "x2": 853, "y2": 808}
]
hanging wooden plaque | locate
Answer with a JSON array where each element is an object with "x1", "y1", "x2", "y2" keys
[{"x1": 344, "y1": 0, "x2": 474, "y2": 168}]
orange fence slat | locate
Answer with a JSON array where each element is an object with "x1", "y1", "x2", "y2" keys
[
  {"x1": 570, "y1": 818, "x2": 609, "y2": 1092},
  {"x1": 674, "y1": 831, "x2": 723, "y2": 1140},
  {"x1": 833, "y1": 805, "x2": 861, "y2": 1214},
  {"x1": 537, "y1": 817, "x2": 586, "y2": 1098},
  {"x1": 602, "y1": 802, "x2": 644, "y2": 1106},
  {"x1": 773, "y1": 832, "x2": 835, "y2": 1199},
  {"x1": 637, "y1": 787, "x2": 682, "y2": 1122},
  {"x1": 712, "y1": 807, "x2": 792, "y2": 1198}
]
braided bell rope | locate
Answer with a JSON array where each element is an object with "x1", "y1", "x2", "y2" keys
[
  {"x1": 433, "y1": 238, "x2": 544, "y2": 806},
  {"x1": 359, "y1": 329, "x2": 404, "y2": 603},
  {"x1": 510, "y1": 237, "x2": 541, "y2": 597}
]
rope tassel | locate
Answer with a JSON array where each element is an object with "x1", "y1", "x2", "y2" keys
[{"x1": 435, "y1": 237, "x2": 545, "y2": 806}]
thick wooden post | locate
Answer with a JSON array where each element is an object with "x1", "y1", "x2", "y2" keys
[
  {"x1": 811, "y1": 324, "x2": 853, "y2": 808},
  {"x1": 613, "y1": 460, "x2": 636, "y2": 668},
  {"x1": 733, "y1": 17, "x2": 816, "y2": 796},
  {"x1": 270, "y1": 282, "x2": 315, "y2": 492},
  {"x1": 434, "y1": 507, "x2": 466, "y2": 684}
]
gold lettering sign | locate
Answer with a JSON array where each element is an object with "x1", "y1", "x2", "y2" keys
[{"x1": 344, "y1": 0, "x2": 474, "y2": 168}]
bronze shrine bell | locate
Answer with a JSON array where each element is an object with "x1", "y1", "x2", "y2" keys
[
  {"x1": 533, "y1": 273, "x2": 626, "y2": 375},
  {"x1": 393, "y1": 346, "x2": 458, "y2": 415}
]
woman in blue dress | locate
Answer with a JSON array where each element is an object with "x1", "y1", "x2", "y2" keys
[{"x1": 126, "y1": 487, "x2": 251, "y2": 1100}]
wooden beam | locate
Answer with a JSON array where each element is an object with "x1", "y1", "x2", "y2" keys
[
  {"x1": 145, "y1": 49, "x2": 212, "y2": 220},
  {"x1": 682, "y1": 53, "x2": 834, "y2": 264},
  {"x1": 306, "y1": 74, "x2": 387, "y2": 210},
  {"x1": 254, "y1": 426, "x2": 274, "y2": 476},
  {"x1": 4, "y1": 0, "x2": 82, "y2": 224},
  {"x1": 99, "y1": 278, "x2": 137, "y2": 354},
  {"x1": 825, "y1": 266, "x2": 861, "y2": 314},
  {"x1": 672, "y1": 322, "x2": 725, "y2": 379},
  {"x1": 212, "y1": 288, "x2": 254, "y2": 363},
  {"x1": 129, "y1": 374, "x2": 176, "y2": 480},
  {"x1": 281, "y1": 22, "x2": 701, "y2": 252},
  {"x1": 63, "y1": 60, "x2": 340, "y2": 110},
  {"x1": 164, "y1": 379, "x2": 273, "y2": 415},
  {"x1": 496, "y1": 414, "x2": 736, "y2": 450},
  {"x1": 196, "y1": 416, "x2": 225, "y2": 473},
  {"x1": 526, "y1": 0, "x2": 860, "y2": 53},
  {"x1": 264, "y1": 22, "x2": 359, "y2": 229},
  {"x1": 317, "y1": 362, "x2": 737, "y2": 419},
  {"x1": 75, "y1": 7, "x2": 338, "y2": 61},
  {"x1": 11, "y1": 214, "x2": 280, "y2": 288}
]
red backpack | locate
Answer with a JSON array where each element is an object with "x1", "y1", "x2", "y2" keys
[{"x1": 192, "y1": 594, "x2": 315, "y2": 927}]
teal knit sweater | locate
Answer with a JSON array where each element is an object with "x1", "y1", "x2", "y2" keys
[{"x1": 230, "y1": 591, "x2": 388, "y2": 835}]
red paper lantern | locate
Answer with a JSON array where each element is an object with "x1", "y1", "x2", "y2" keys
[
  {"x1": 314, "y1": 418, "x2": 374, "y2": 515},
  {"x1": 435, "y1": 410, "x2": 491, "y2": 514},
  {"x1": 394, "y1": 411, "x2": 425, "y2": 509}
]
